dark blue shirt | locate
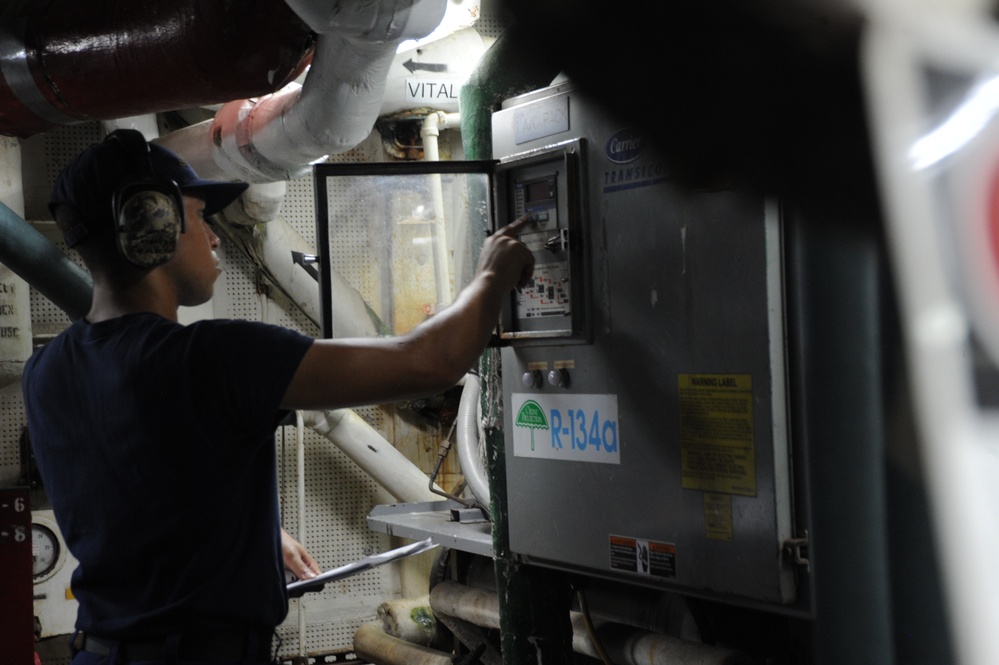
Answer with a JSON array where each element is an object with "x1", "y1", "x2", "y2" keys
[{"x1": 23, "y1": 312, "x2": 314, "y2": 638}]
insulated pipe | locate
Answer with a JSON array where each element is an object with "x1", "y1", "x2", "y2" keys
[
  {"x1": 234, "y1": 182, "x2": 287, "y2": 226},
  {"x1": 429, "y1": 581, "x2": 751, "y2": 665},
  {"x1": 211, "y1": 214, "x2": 380, "y2": 337},
  {"x1": 256, "y1": 218, "x2": 377, "y2": 336},
  {"x1": 196, "y1": 36, "x2": 403, "y2": 181},
  {"x1": 429, "y1": 580, "x2": 501, "y2": 629},
  {"x1": 284, "y1": 0, "x2": 446, "y2": 40},
  {"x1": 354, "y1": 621, "x2": 453, "y2": 665},
  {"x1": 456, "y1": 374, "x2": 490, "y2": 505},
  {"x1": 376, "y1": 596, "x2": 438, "y2": 646},
  {"x1": 102, "y1": 114, "x2": 159, "y2": 140},
  {"x1": 0, "y1": 201, "x2": 92, "y2": 321},
  {"x1": 0, "y1": 0, "x2": 313, "y2": 138},
  {"x1": 568, "y1": 615, "x2": 753, "y2": 665},
  {"x1": 301, "y1": 408, "x2": 441, "y2": 503},
  {"x1": 159, "y1": 1, "x2": 448, "y2": 183}
]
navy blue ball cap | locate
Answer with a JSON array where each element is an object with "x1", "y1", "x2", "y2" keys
[{"x1": 50, "y1": 129, "x2": 249, "y2": 245}]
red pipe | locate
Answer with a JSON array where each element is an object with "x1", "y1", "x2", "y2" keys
[{"x1": 0, "y1": 0, "x2": 314, "y2": 138}]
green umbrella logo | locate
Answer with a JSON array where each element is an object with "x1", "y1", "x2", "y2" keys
[{"x1": 515, "y1": 400, "x2": 548, "y2": 450}]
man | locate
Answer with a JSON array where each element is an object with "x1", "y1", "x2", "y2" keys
[{"x1": 22, "y1": 129, "x2": 533, "y2": 664}]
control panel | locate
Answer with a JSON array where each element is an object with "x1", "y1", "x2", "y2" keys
[
  {"x1": 492, "y1": 84, "x2": 797, "y2": 608},
  {"x1": 493, "y1": 139, "x2": 590, "y2": 344}
]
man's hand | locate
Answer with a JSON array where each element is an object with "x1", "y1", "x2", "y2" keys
[
  {"x1": 281, "y1": 528, "x2": 321, "y2": 580},
  {"x1": 476, "y1": 216, "x2": 536, "y2": 292}
]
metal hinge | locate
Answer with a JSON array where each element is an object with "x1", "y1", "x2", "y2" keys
[{"x1": 782, "y1": 531, "x2": 810, "y2": 573}]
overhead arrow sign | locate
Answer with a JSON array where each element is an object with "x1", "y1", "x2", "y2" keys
[{"x1": 403, "y1": 59, "x2": 448, "y2": 74}]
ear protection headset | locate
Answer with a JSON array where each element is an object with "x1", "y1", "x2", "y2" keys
[{"x1": 108, "y1": 129, "x2": 186, "y2": 269}]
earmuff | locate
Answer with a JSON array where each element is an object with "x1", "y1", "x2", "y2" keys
[{"x1": 107, "y1": 129, "x2": 186, "y2": 269}]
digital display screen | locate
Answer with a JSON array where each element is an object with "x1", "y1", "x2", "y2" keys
[{"x1": 525, "y1": 179, "x2": 552, "y2": 205}]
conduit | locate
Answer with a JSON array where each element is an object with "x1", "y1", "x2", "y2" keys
[
  {"x1": 421, "y1": 110, "x2": 461, "y2": 308},
  {"x1": 301, "y1": 408, "x2": 441, "y2": 504},
  {"x1": 0, "y1": 0, "x2": 313, "y2": 138},
  {"x1": 456, "y1": 374, "x2": 490, "y2": 506}
]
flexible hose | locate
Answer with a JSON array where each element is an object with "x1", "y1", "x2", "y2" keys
[{"x1": 456, "y1": 374, "x2": 490, "y2": 505}]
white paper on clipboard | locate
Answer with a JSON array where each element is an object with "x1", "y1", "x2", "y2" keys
[{"x1": 287, "y1": 537, "x2": 438, "y2": 597}]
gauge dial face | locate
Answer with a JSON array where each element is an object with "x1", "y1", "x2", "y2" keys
[{"x1": 32, "y1": 523, "x2": 61, "y2": 580}]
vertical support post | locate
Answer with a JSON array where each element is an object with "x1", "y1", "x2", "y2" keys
[{"x1": 461, "y1": 21, "x2": 571, "y2": 665}]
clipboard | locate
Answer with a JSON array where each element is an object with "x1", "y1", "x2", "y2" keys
[{"x1": 287, "y1": 537, "x2": 438, "y2": 598}]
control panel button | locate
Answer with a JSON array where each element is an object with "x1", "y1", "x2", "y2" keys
[
  {"x1": 522, "y1": 371, "x2": 543, "y2": 388},
  {"x1": 547, "y1": 368, "x2": 571, "y2": 388}
]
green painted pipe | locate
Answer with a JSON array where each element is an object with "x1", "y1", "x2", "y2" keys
[{"x1": 0, "y1": 200, "x2": 92, "y2": 321}]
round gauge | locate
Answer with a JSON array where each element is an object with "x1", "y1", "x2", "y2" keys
[{"x1": 32, "y1": 522, "x2": 62, "y2": 582}]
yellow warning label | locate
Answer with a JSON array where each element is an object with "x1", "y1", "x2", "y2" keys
[
  {"x1": 704, "y1": 492, "x2": 734, "y2": 541},
  {"x1": 678, "y1": 373, "x2": 756, "y2": 496}
]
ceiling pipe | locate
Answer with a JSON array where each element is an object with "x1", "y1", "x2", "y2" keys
[
  {"x1": 0, "y1": 200, "x2": 92, "y2": 322},
  {"x1": 0, "y1": 0, "x2": 313, "y2": 138},
  {"x1": 156, "y1": 0, "x2": 448, "y2": 183}
]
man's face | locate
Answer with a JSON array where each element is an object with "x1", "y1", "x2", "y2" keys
[{"x1": 162, "y1": 195, "x2": 222, "y2": 307}]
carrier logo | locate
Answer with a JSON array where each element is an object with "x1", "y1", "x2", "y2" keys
[{"x1": 605, "y1": 129, "x2": 644, "y2": 164}]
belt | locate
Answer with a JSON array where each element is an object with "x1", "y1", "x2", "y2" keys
[{"x1": 79, "y1": 630, "x2": 274, "y2": 663}]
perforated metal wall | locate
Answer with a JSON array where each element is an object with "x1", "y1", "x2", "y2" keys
[
  {"x1": 0, "y1": 385, "x2": 25, "y2": 487},
  {"x1": 477, "y1": 0, "x2": 510, "y2": 40}
]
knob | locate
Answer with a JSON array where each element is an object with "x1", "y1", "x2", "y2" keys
[
  {"x1": 547, "y1": 368, "x2": 570, "y2": 388},
  {"x1": 521, "y1": 370, "x2": 543, "y2": 388}
]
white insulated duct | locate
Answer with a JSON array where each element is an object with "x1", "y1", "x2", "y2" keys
[
  {"x1": 302, "y1": 408, "x2": 441, "y2": 504},
  {"x1": 0, "y1": 136, "x2": 31, "y2": 390},
  {"x1": 158, "y1": 0, "x2": 448, "y2": 183},
  {"x1": 284, "y1": 0, "x2": 446, "y2": 38},
  {"x1": 258, "y1": 217, "x2": 378, "y2": 338},
  {"x1": 102, "y1": 114, "x2": 160, "y2": 140}
]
